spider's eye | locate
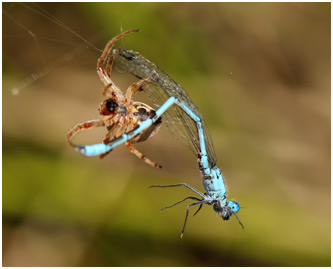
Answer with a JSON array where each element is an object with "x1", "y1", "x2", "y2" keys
[
  {"x1": 99, "y1": 98, "x2": 119, "y2": 116},
  {"x1": 106, "y1": 98, "x2": 118, "y2": 112}
]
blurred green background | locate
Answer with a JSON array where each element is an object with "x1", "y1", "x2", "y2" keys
[{"x1": 3, "y1": 2, "x2": 330, "y2": 266}]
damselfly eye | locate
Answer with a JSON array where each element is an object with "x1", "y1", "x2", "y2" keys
[{"x1": 106, "y1": 98, "x2": 118, "y2": 112}]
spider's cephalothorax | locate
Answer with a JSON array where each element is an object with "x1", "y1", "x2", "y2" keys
[
  {"x1": 98, "y1": 97, "x2": 162, "y2": 145},
  {"x1": 66, "y1": 29, "x2": 162, "y2": 168},
  {"x1": 99, "y1": 98, "x2": 123, "y2": 116}
]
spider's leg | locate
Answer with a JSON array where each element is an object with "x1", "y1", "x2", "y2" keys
[
  {"x1": 99, "y1": 132, "x2": 113, "y2": 159},
  {"x1": 99, "y1": 75, "x2": 124, "y2": 98},
  {"x1": 101, "y1": 83, "x2": 113, "y2": 97},
  {"x1": 66, "y1": 119, "x2": 105, "y2": 148},
  {"x1": 97, "y1": 29, "x2": 138, "y2": 88},
  {"x1": 98, "y1": 29, "x2": 138, "y2": 69},
  {"x1": 101, "y1": 57, "x2": 122, "y2": 97},
  {"x1": 106, "y1": 55, "x2": 114, "y2": 79},
  {"x1": 99, "y1": 123, "x2": 129, "y2": 159},
  {"x1": 125, "y1": 77, "x2": 154, "y2": 102},
  {"x1": 125, "y1": 141, "x2": 162, "y2": 169}
]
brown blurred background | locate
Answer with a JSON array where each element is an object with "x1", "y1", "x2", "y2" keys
[{"x1": 3, "y1": 2, "x2": 330, "y2": 266}]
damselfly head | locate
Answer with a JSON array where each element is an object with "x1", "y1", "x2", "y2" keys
[
  {"x1": 213, "y1": 200, "x2": 244, "y2": 229},
  {"x1": 213, "y1": 200, "x2": 240, "y2": 220},
  {"x1": 228, "y1": 200, "x2": 240, "y2": 214}
]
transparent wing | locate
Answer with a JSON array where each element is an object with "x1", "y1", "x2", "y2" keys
[{"x1": 113, "y1": 48, "x2": 217, "y2": 167}]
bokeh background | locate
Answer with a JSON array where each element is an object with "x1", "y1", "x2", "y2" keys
[{"x1": 3, "y1": 2, "x2": 330, "y2": 266}]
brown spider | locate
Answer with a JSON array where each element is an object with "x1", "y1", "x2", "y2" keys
[{"x1": 66, "y1": 29, "x2": 162, "y2": 168}]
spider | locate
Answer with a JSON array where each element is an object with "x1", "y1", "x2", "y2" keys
[{"x1": 66, "y1": 29, "x2": 162, "y2": 168}]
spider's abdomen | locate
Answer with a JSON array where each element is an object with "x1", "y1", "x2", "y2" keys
[{"x1": 132, "y1": 102, "x2": 162, "y2": 143}]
